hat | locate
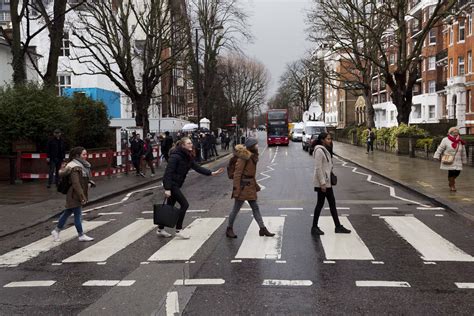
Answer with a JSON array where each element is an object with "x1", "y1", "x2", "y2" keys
[
  {"x1": 53, "y1": 129, "x2": 62, "y2": 134},
  {"x1": 245, "y1": 137, "x2": 258, "y2": 148}
]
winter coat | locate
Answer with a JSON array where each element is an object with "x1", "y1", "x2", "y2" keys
[
  {"x1": 433, "y1": 137, "x2": 467, "y2": 171},
  {"x1": 47, "y1": 137, "x2": 66, "y2": 161},
  {"x1": 232, "y1": 145, "x2": 260, "y2": 201},
  {"x1": 144, "y1": 142, "x2": 154, "y2": 161},
  {"x1": 163, "y1": 147, "x2": 212, "y2": 190},
  {"x1": 161, "y1": 136, "x2": 174, "y2": 152},
  {"x1": 313, "y1": 145, "x2": 333, "y2": 188},
  {"x1": 130, "y1": 138, "x2": 144, "y2": 157},
  {"x1": 60, "y1": 160, "x2": 89, "y2": 209}
]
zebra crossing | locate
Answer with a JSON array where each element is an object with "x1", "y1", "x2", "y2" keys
[{"x1": 0, "y1": 214, "x2": 473, "y2": 269}]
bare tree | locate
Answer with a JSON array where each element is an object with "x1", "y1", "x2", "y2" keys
[
  {"x1": 188, "y1": 0, "x2": 251, "y2": 127},
  {"x1": 217, "y1": 54, "x2": 269, "y2": 128},
  {"x1": 70, "y1": 0, "x2": 189, "y2": 135}
]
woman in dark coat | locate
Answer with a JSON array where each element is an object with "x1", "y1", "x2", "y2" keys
[
  {"x1": 226, "y1": 138, "x2": 274, "y2": 238},
  {"x1": 157, "y1": 137, "x2": 224, "y2": 239},
  {"x1": 143, "y1": 137, "x2": 155, "y2": 176}
]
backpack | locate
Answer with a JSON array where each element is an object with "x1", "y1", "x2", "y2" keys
[
  {"x1": 226, "y1": 156, "x2": 248, "y2": 179},
  {"x1": 57, "y1": 173, "x2": 71, "y2": 194}
]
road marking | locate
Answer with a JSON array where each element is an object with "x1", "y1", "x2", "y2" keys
[
  {"x1": 0, "y1": 221, "x2": 108, "y2": 267},
  {"x1": 174, "y1": 278, "x2": 225, "y2": 286},
  {"x1": 96, "y1": 262, "x2": 107, "y2": 265},
  {"x1": 319, "y1": 217, "x2": 374, "y2": 260},
  {"x1": 235, "y1": 217, "x2": 285, "y2": 260},
  {"x1": 166, "y1": 291, "x2": 180, "y2": 316},
  {"x1": 141, "y1": 211, "x2": 153, "y2": 214},
  {"x1": 275, "y1": 260, "x2": 286, "y2": 263},
  {"x1": 148, "y1": 218, "x2": 224, "y2": 262},
  {"x1": 371, "y1": 261, "x2": 385, "y2": 264},
  {"x1": 417, "y1": 207, "x2": 445, "y2": 210},
  {"x1": 231, "y1": 260, "x2": 242, "y2": 263},
  {"x1": 262, "y1": 280, "x2": 312, "y2": 287},
  {"x1": 323, "y1": 260, "x2": 336, "y2": 264},
  {"x1": 435, "y1": 214, "x2": 444, "y2": 217},
  {"x1": 356, "y1": 281, "x2": 410, "y2": 288},
  {"x1": 4, "y1": 280, "x2": 56, "y2": 287},
  {"x1": 455, "y1": 283, "x2": 474, "y2": 289},
  {"x1": 381, "y1": 216, "x2": 474, "y2": 262},
  {"x1": 280, "y1": 214, "x2": 287, "y2": 217},
  {"x1": 187, "y1": 209, "x2": 209, "y2": 213},
  {"x1": 117, "y1": 280, "x2": 136, "y2": 286},
  {"x1": 325, "y1": 207, "x2": 350, "y2": 210},
  {"x1": 140, "y1": 262, "x2": 150, "y2": 265},
  {"x1": 278, "y1": 207, "x2": 303, "y2": 211},
  {"x1": 63, "y1": 219, "x2": 155, "y2": 263},
  {"x1": 372, "y1": 214, "x2": 380, "y2": 217},
  {"x1": 372, "y1": 207, "x2": 399, "y2": 210},
  {"x1": 98, "y1": 212, "x2": 123, "y2": 215},
  {"x1": 424, "y1": 262, "x2": 436, "y2": 265},
  {"x1": 51, "y1": 263, "x2": 62, "y2": 266},
  {"x1": 83, "y1": 280, "x2": 121, "y2": 287},
  {"x1": 241, "y1": 208, "x2": 252, "y2": 211}
]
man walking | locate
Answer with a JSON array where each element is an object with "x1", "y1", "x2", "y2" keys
[
  {"x1": 161, "y1": 131, "x2": 174, "y2": 162},
  {"x1": 130, "y1": 132, "x2": 145, "y2": 176},
  {"x1": 47, "y1": 129, "x2": 66, "y2": 188},
  {"x1": 211, "y1": 132, "x2": 219, "y2": 157},
  {"x1": 366, "y1": 127, "x2": 376, "y2": 154}
]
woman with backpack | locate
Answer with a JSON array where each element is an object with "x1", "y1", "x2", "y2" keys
[
  {"x1": 51, "y1": 147, "x2": 95, "y2": 242},
  {"x1": 226, "y1": 138, "x2": 275, "y2": 238},
  {"x1": 311, "y1": 133, "x2": 351, "y2": 235},
  {"x1": 156, "y1": 137, "x2": 224, "y2": 239}
]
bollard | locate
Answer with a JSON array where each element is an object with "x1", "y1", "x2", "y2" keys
[
  {"x1": 408, "y1": 138, "x2": 415, "y2": 158},
  {"x1": 424, "y1": 144, "x2": 429, "y2": 160}
]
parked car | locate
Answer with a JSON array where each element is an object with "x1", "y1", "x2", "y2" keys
[
  {"x1": 308, "y1": 134, "x2": 319, "y2": 155},
  {"x1": 302, "y1": 121, "x2": 327, "y2": 151},
  {"x1": 292, "y1": 128, "x2": 304, "y2": 142}
]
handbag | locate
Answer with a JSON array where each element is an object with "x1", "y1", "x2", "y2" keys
[
  {"x1": 330, "y1": 172, "x2": 338, "y2": 186},
  {"x1": 153, "y1": 198, "x2": 180, "y2": 228},
  {"x1": 441, "y1": 145, "x2": 459, "y2": 165}
]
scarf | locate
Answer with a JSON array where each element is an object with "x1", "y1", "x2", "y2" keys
[
  {"x1": 447, "y1": 134, "x2": 465, "y2": 149},
  {"x1": 73, "y1": 158, "x2": 92, "y2": 178}
]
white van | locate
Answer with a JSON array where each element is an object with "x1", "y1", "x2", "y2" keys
[
  {"x1": 291, "y1": 122, "x2": 304, "y2": 141},
  {"x1": 302, "y1": 121, "x2": 327, "y2": 151}
]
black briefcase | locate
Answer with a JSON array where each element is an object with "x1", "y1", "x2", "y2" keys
[{"x1": 153, "y1": 199, "x2": 180, "y2": 228}]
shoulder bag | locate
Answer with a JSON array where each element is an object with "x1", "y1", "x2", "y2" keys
[
  {"x1": 153, "y1": 198, "x2": 180, "y2": 228},
  {"x1": 318, "y1": 148, "x2": 338, "y2": 186},
  {"x1": 441, "y1": 145, "x2": 459, "y2": 165}
]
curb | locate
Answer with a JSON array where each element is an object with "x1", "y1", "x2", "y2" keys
[{"x1": 0, "y1": 153, "x2": 232, "y2": 239}]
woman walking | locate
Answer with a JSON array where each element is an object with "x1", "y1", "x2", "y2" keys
[
  {"x1": 434, "y1": 127, "x2": 467, "y2": 192},
  {"x1": 311, "y1": 133, "x2": 351, "y2": 235},
  {"x1": 143, "y1": 137, "x2": 155, "y2": 177},
  {"x1": 157, "y1": 137, "x2": 224, "y2": 239},
  {"x1": 51, "y1": 147, "x2": 95, "y2": 242},
  {"x1": 226, "y1": 138, "x2": 275, "y2": 239}
]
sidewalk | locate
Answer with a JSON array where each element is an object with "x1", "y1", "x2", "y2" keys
[
  {"x1": 334, "y1": 141, "x2": 474, "y2": 222},
  {"x1": 0, "y1": 149, "x2": 231, "y2": 238}
]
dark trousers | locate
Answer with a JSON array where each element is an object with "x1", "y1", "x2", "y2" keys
[
  {"x1": 212, "y1": 144, "x2": 218, "y2": 156},
  {"x1": 131, "y1": 155, "x2": 141, "y2": 173},
  {"x1": 448, "y1": 170, "x2": 461, "y2": 178},
  {"x1": 48, "y1": 159, "x2": 62, "y2": 185},
  {"x1": 159, "y1": 187, "x2": 189, "y2": 230},
  {"x1": 312, "y1": 188, "x2": 341, "y2": 228},
  {"x1": 144, "y1": 159, "x2": 155, "y2": 174},
  {"x1": 367, "y1": 141, "x2": 374, "y2": 152}
]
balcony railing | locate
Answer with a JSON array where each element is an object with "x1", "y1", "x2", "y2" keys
[
  {"x1": 436, "y1": 81, "x2": 447, "y2": 91},
  {"x1": 436, "y1": 49, "x2": 448, "y2": 62}
]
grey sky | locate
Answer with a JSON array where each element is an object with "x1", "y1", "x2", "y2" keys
[{"x1": 241, "y1": 0, "x2": 313, "y2": 98}]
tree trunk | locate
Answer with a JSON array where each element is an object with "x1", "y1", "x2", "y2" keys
[
  {"x1": 10, "y1": 0, "x2": 27, "y2": 85},
  {"x1": 133, "y1": 95, "x2": 151, "y2": 136},
  {"x1": 363, "y1": 89, "x2": 375, "y2": 128},
  {"x1": 43, "y1": 0, "x2": 68, "y2": 88},
  {"x1": 392, "y1": 89, "x2": 412, "y2": 125}
]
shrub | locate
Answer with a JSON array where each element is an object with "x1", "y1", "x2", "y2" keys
[
  {"x1": 388, "y1": 123, "x2": 427, "y2": 148},
  {"x1": 416, "y1": 138, "x2": 433, "y2": 150}
]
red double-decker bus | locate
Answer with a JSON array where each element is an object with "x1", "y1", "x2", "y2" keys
[{"x1": 266, "y1": 109, "x2": 289, "y2": 146}]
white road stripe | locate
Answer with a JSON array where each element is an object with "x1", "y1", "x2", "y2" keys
[
  {"x1": 278, "y1": 207, "x2": 303, "y2": 211},
  {"x1": 455, "y1": 283, "x2": 474, "y2": 289},
  {"x1": 4, "y1": 280, "x2": 56, "y2": 287},
  {"x1": 82, "y1": 280, "x2": 120, "y2": 286},
  {"x1": 372, "y1": 207, "x2": 399, "y2": 210},
  {"x1": 325, "y1": 207, "x2": 350, "y2": 210},
  {"x1": 174, "y1": 278, "x2": 225, "y2": 286},
  {"x1": 0, "y1": 221, "x2": 108, "y2": 267},
  {"x1": 435, "y1": 214, "x2": 444, "y2": 217},
  {"x1": 356, "y1": 281, "x2": 410, "y2": 288},
  {"x1": 148, "y1": 218, "x2": 224, "y2": 262},
  {"x1": 187, "y1": 210, "x2": 209, "y2": 213},
  {"x1": 231, "y1": 260, "x2": 242, "y2": 263},
  {"x1": 323, "y1": 260, "x2": 336, "y2": 264},
  {"x1": 382, "y1": 216, "x2": 474, "y2": 262},
  {"x1": 166, "y1": 291, "x2": 180, "y2": 316},
  {"x1": 63, "y1": 219, "x2": 155, "y2": 263},
  {"x1": 117, "y1": 280, "x2": 135, "y2": 287},
  {"x1": 141, "y1": 211, "x2": 153, "y2": 214},
  {"x1": 262, "y1": 280, "x2": 312, "y2": 287},
  {"x1": 319, "y1": 217, "x2": 374, "y2": 260},
  {"x1": 417, "y1": 207, "x2": 445, "y2": 210},
  {"x1": 241, "y1": 208, "x2": 252, "y2": 211},
  {"x1": 235, "y1": 217, "x2": 285, "y2": 260},
  {"x1": 98, "y1": 212, "x2": 123, "y2": 215}
]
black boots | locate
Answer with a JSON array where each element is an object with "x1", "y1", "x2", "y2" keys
[
  {"x1": 335, "y1": 225, "x2": 351, "y2": 234},
  {"x1": 311, "y1": 227, "x2": 325, "y2": 235},
  {"x1": 259, "y1": 227, "x2": 275, "y2": 237},
  {"x1": 226, "y1": 227, "x2": 237, "y2": 238}
]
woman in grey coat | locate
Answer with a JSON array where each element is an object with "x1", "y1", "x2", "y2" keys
[{"x1": 433, "y1": 127, "x2": 467, "y2": 192}]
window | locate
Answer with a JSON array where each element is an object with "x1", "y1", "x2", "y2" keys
[
  {"x1": 428, "y1": 80, "x2": 436, "y2": 93},
  {"x1": 4, "y1": 0, "x2": 10, "y2": 3},
  {"x1": 458, "y1": 56, "x2": 465, "y2": 76},
  {"x1": 380, "y1": 93, "x2": 387, "y2": 103},
  {"x1": 468, "y1": 51, "x2": 472, "y2": 73},
  {"x1": 57, "y1": 74, "x2": 71, "y2": 96},
  {"x1": 0, "y1": 11, "x2": 10, "y2": 22},
  {"x1": 449, "y1": 58, "x2": 454, "y2": 77},
  {"x1": 428, "y1": 105, "x2": 436, "y2": 119},
  {"x1": 428, "y1": 29, "x2": 436, "y2": 44},
  {"x1": 449, "y1": 26, "x2": 453, "y2": 45},
  {"x1": 459, "y1": 20, "x2": 465, "y2": 42},
  {"x1": 469, "y1": 14, "x2": 473, "y2": 36},
  {"x1": 413, "y1": 104, "x2": 422, "y2": 119},
  {"x1": 60, "y1": 32, "x2": 70, "y2": 57},
  {"x1": 467, "y1": 90, "x2": 472, "y2": 113},
  {"x1": 389, "y1": 54, "x2": 395, "y2": 65},
  {"x1": 390, "y1": 111, "x2": 395, "y2": 122},
  {"x1": 428, "y1": 56, "x2": 436, "y2": 70}
]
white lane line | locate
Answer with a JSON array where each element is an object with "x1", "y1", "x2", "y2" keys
[
  {"x1": 435, "y1": 214, "x2": 444, "y2": 217},
  {"x1": 356, "y1": 281, "x2": 410, "y2": 288},
  {"x1": 335, "y1": 156, "x2": 431, "y2": 208},
  {"x1": 148, "y1": 218, "x2": 224, "y2": 262},
  {"x1": 323, "y1": 260, "x2": 336, "y2": 264},
  {"x1": 63, "y1": 219, "x2": 155, "y2": 263},
  {"x1": 231, "y1": 260, "x2": 242, "y2": 263},
  {"x1": 174, "y1": 279, "x2": 225, "y2": 286},
  {"x1": 424, "y1": 262, "x2": 437, "y2": 265},
  {"x1": 319, "y1": 217, "x2": 374, "y2": 260},
  {"x1": 51, "y1": 263, "x2": 62, "y2": 266},
  {"x1": 278, "y1": 207, "x2": 303, "y2": 211},
  {"x1": 241, "y1": 208, "x2": 252, "y2": 211},
  {"x1": 262, "y1": 280, "x2": 312, "y2": 287},
  {"x1": 96, "y1": 262, "x2": 107, "y2": 265},
  {"x1": 4, "y1": 280, "x2": 56, "y2": 288},
  {"x1": 275, "y1": 260, "x2": 287, "y2": 263},
  {"x1": 455, "y1": 283, "x2": 474, "y2": 289},
  {"x1": 141, "y1": 211, "x2": 153, "y2": 214},
  {"x1": 187, "y1": 210, "x2": 209, "y2": 213},
  {"x1": 381, "y1": 216, "x2": 474, "y2": 262},
  {"x1": 372, "y1": 214, "x2": 380, "y2": 217},
  {"x1": 166, "y1": 291, "x2": 180, "y2": 316},
  {"x1": 82, "y1": 280, "x2": 120, "y2": 287},
  {"x1": 280, "y1": 214, "x2": 288, "y2": 217},
  {"x1": 140, "y1": 262, "x2": 150, "y2": 265},
  {"x1": 117, "y1": 280, "x2": 136, "y2": 287},
  {"x1": 0, "y1": 221, "x2": 108, "y2": 267},
  {"x1": 98, "y1": 212, "x2": 123, "y2": 215},
  {"x1": 325, "y1": 207, "x2": 350, "y2": 210},
  {"x1": 371, "y1": 261, "x2": 385, "y2": 265},
  {"x1": 417, "y1": 207, "x2": 445, "y2": 210},
  {"x1": 235, "y1": 217, "x2": 285, "y2": 260},
  {"x1": 372, "y1": 207, "x2": 399, "y2": 210}
]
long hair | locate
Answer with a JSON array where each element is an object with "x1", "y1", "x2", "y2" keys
[
  {"x1": 68, "y1": 146, "x2": 85, "y2": 162},
  {"x1": 176, "y1": 137, "x2": 196, "y2": 160},
  {"x1": 315, "y1": 132, "x2": 333, "y2": 156}
]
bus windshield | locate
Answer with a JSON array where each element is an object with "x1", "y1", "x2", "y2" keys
[
  {"x1": 305, "y1": 126, "x2": 326, "y2": 135},
  {"x1": 268, "y1": 127, "x2": 289, "y2": 137},
  {"x1": 267, "y1": 111, "x2": 287, "y2": 120}
]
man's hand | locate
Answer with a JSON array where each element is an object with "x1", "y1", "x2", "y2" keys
[
  {"x1": 212, "y1": 167, "x2": 225, "y2": 176},
  {"x1": 320, "y1": 184, "x2": 327, "y2": 193},
  {"x1": 164, "y1": 190, "x2": 171, "y2": 198}
]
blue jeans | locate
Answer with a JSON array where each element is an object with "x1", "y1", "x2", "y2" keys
[{"x1": 57, "y1": 207, "x2": 83, "y2": 235}]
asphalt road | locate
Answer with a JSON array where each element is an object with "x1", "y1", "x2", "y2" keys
[{"x1": 0, "y1": 132, "x2": 473, "y2": 315}]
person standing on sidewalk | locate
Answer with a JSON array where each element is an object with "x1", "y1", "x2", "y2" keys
[
  {"x1": 156, "y1": 137, "x2": 224, "y2": 239},
  {"x1": 226, "y1": 138, "x2": 275, "y2": 239},
  {"x1": 161, "y1": 131, "x2": 174, "y2": 162},
  {"x1": 311, "y1": 132, "x2": 351, "y2": 235},
  {"x1": 46, "y1": 129, "x2": 66, "y2": 188},
  {"x1": 433, "y1": 127, "x2": 467, "y2": 192},
  {"x1": 130, "y1": 132, "x2": 145, "y2": 176},
  {"x1": 51, "y1": 147, "x2": 95, "y2": 242},
  {"x1": 143, "y1": 137, "x2": 155, "y2": 177},
  {"x1": 366, "y1": 127, "x2": 375, "y2": 154}
]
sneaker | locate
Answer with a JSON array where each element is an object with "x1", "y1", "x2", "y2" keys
[
  {"x1": 150, "y1": 173, "x2": 155, "y2": 177},
  {"x1": 78, "y1": 234, "x2": 94, "y2": 242},
  {"x1": 335, "y1": 225, "x2": 351, "y2": 234},
  {"x1": 175, "y1": 231, "x2": 190, "y2": 239},
  {"x1": 311, "y1": 227, "x2": 325, "y2": 235},
  {"x1": 156, "y1": 229, "x2": 172, "y2": 238},
  {"x1": 51, "y1": 230, "x2": 60, "y2": 242}
]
